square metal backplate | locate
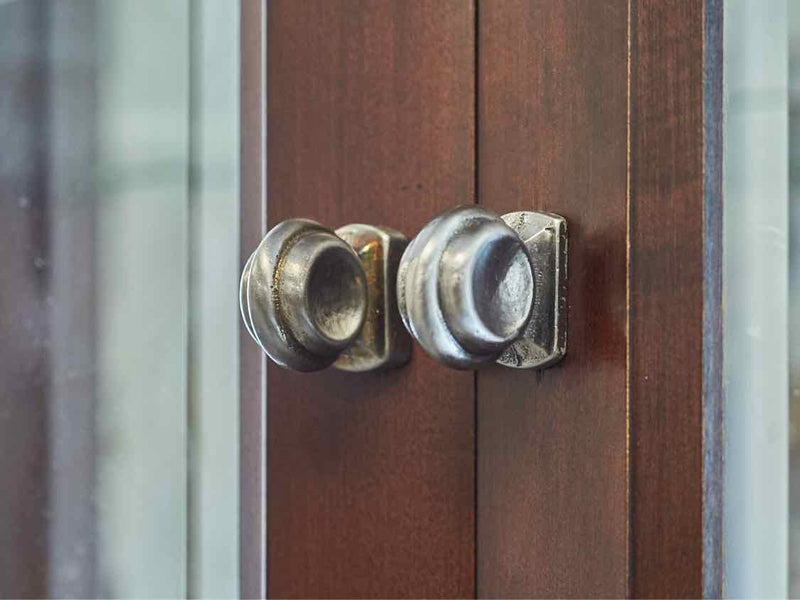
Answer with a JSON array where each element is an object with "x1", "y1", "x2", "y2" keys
[
  {"x1": 497, "y1": 211, "x2": 567, "y2": 369},
  {"x1": 334, "y1": 224, "x2": 412, "y2": 372}
]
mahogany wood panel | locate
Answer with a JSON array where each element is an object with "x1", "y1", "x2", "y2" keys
[
  {"x1": 263, "y1": 1, "x2": 475, "y2": 597},
  {"x1": 477, "y1": 1, "x2": 723, "y2": 597},
  {"x1": 629, "y1": 1, "x2": 723, "y2": 597},
  {"x1": 477, "y1": 1, "x2": 629, "y2": 597}
]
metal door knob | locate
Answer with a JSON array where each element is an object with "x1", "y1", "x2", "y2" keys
[
  {"x1": 240, "y1": 219, "x2": 411, "y2": 372},
  {"x1": 397, "y1": 206, "x2": 567, "y2": 369}
]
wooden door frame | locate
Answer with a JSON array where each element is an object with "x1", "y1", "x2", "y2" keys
[
  {"x1": 476, "y1": 1, "x2": 722, "y2": 597},
  {"x1": 240, "y1": 1, "x2": 723, "y2": 597}
]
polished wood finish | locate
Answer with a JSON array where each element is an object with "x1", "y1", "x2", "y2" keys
[
  {"x1": 477, "y1": 1, "x2": 629, "y2": 596},
  {"x1": 477, "y1": 1, "x2": 722, "y2": 597},
  {"x1": 243, "y1": 1, "x2": 722, "y2": 596},
  {"x1": 264, "y1": 1, "x2": 475, "y2": 596},
  {"x1": 629, "y1": 2, "x2": 723, "y2": 597}
]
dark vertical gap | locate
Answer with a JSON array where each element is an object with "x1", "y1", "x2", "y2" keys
[
  {"x1": 473, "y1": 0, "x2": 480, "y2": 209},
  {"x1": 266, "y1": 0, "x2": 270, "y2": 599},
  {"x1": 473, "y1": 368, "x2": 479, "y2": 599},
  {"x1": 472, "y1": 1, "x2": 480, "y2": 598}
]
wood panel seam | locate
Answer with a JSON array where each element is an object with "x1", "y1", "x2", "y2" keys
[
  {"x1": 625, "y1": 0, "x2": 633, "y2": 597},
  {"x1": 473, "y1": 1, "x2": 479, "y2": 597}
]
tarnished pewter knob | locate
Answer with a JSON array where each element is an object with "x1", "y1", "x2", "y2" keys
[
  {"x1": 397, "y1": 206, "x2": 567, "y2": 370},
  {"x1": 240, "y1": 218, "x2": 411, "y2": 372}
]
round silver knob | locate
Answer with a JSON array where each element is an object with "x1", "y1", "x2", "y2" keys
[
  {"x1": 240, "y1": 219, "x2": 367, "y2": 371},
  {"x1": 397, "y1": 206, "x2": 535, "y2": 368}
]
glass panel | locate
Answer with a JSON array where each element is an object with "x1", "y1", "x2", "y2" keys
[
  {"x1": 186, "y1": 1, "x2": 241, "y2": 597},
  {"x1": 0, "y1": 1, "x2": 239, "y2": 596},
  {"x1": 94, "y1": 2, "x2": 191, "y2": 595},
  {"x1": 790, "y1": 1, "x2": 800, "y2": 596},
  {"x1": 725, "y1": 1, "x2": 790, "y2": 597}
]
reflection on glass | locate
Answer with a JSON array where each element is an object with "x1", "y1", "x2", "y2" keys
[
  {"x1": 725, "y1": 1, "x2": 789, "y2": 597},
  {"x1": 0, "y1": 0, "x2": 239, "y2": 597}
]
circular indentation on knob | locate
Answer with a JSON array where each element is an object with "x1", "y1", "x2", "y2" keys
[
  {"x1": 439, "y1": 221, "x2": 533, "y2": 355},
  {"x1": 396, "y1": 206, "x2": 535, "y2": 368},
  {"x1": 278, "y1": 231, "x2": 366, "y2": 356},
  {"x1": 474, "y1": 237, "x2": 534, "y2": 340},
  {"x1": 240, "y1": 219, "x2": 368, "y2": 371},
  {"x1": 307, "y1": 246, "x2": 366, "y2": 343}
]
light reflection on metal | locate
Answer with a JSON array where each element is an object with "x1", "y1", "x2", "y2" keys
[
  {"x1": 497, "y1": 210, "x2": 567, "y2": 369},
  {"x1": 240, "y1": 219, "x2": 411, "y2": 372},
  {"x1": 396, "y1": 206, "x2": 567, "y2": 370},
  {"x1": 335, "y1": 224, "x2": 411, "y2": 372}
]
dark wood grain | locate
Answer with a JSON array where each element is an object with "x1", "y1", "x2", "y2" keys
[
  {"x1": 264, "y1": 1, "x2": 475, "y2": 597},
  {"x1": 629, "y1": 1, "x2": 723, "y2": 597},
  {"x1": 240, "y1": 0, "x2": 267, "y2": 596},
  {"x1": 244, "y1": 1, "x2": 723, "y2": 596},
  {"x1": 477, "y1": 1, "x2": 629, "y2": 597},
  {"x1": 478, "y1": 0, "x2": 723, "y2": 597}
]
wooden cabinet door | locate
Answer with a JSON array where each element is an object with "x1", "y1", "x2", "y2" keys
[{"x1": 240, "y1": 1, "x2": 722, "y2": 598}]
